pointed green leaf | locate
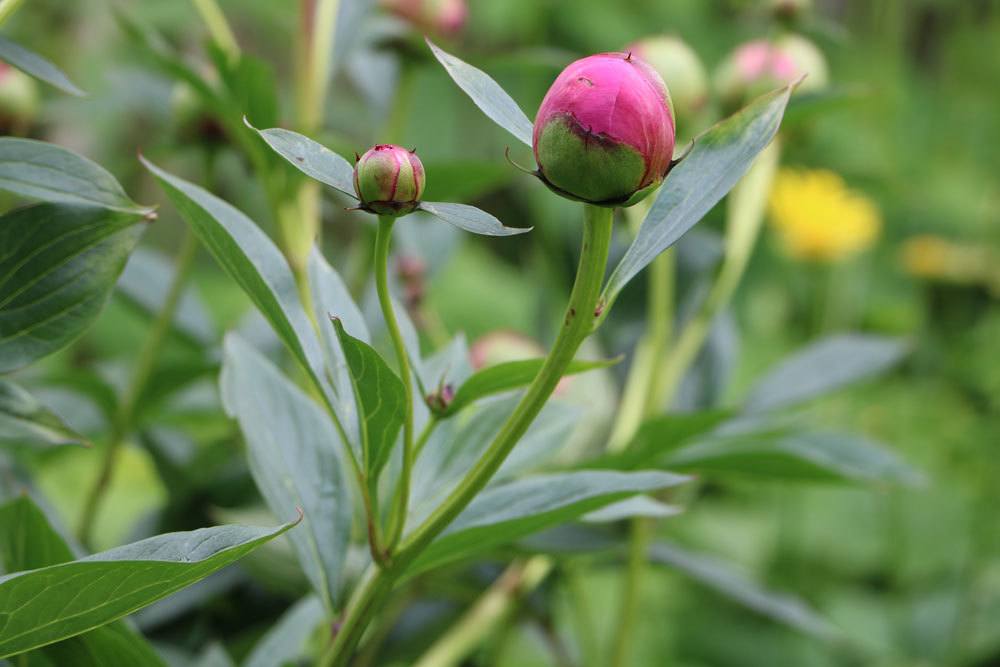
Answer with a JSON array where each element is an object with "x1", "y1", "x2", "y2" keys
[
  {"x1": 0, "y1": 496, "x2": 165, "y2": 667},
  {"x1": 603, "y1": 85, "x2": 793, "y2": 305},
  {"x1": 408, "y1": 470, "x2": 689, "y2": 575},
  {"x1": 243, "y1": 595, "x2": 324, "y2": 667},
  {"x1": 330, "y1": 318, "x2": 405, "y2": 485},
  {"x1": 0, "y1": 36, "x2": 84, "y2": 96},
  {"x1": 419, "y1": 202, "x2": 529, "y2": 237},
  {"x1": 0, "y1": 521, "x2": 295, "y2": 658},
  {"x1": 220, "y1": 334, "x2": 353, "y2": 612},
  {"x1": 245, "y1": 120, "x2": 357, "y2": 198},
  {"x1": 582, "y1": 496, "x2": 682, "y2": 523},
  {"x1": 0, "y1": 139, "x2": 146, "y2": 213},
  {"x1": 140, "y1": 157, "x2": 332, "y2": 407},
  {"x1": 650, "y1": 541, "x2": 838, "y2": 640},
  {"x1": 0, "y1": 380, "x2": 88, "y2": 450},
  {"x1": 744, "y1": 334, "x2": 909, "y2": 413},
  {"x1": 439, "y1": 357, "x2": 618, "y2": 417},
  {"x1": 426, "y1": 39, "x2": 534, "y2": 147},
  {"x1": 0, "y1": 203, "x2": 147, "y2": 372}
]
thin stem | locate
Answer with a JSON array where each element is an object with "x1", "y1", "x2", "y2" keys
[
  {"x1": 376, "y1": 216, "x2": 415, "y2": 551},
  {"x1": 609, "y1": 518, "x2": 653, "y2": 667},
  {"x1": 78, "y1": 229, "x2": 198, "y2": 545},
  {"x1": 413, "y1": 557, "x2": 553, "y2": 667},
  {"x1": 0, "y1": 0, "x2": 26, "y2": 26},
  {"x1": 318, "y1": 204, "x2": 615, "y2": 667},
  {"x1": 413, "y1": 415, "x2": 438, "y2": 458},
  {"x1": 191, "y1": 0, "x2": 241, "y2": 63}
]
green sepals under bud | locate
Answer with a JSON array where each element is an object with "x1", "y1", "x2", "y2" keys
[{"x1": 353, "y1": 144, "x2": 426, "y2": 217}]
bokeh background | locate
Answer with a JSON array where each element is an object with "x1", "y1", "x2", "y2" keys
[{"x1": 2, "y1": 1, "x2": 998, "y2": 665}]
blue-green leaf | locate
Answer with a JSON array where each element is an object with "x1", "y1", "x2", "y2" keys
[
  {"x1": 603, "y1": 85, "x2": 793, "y2": 305},
  {"x1": 243, "y1": 595, "x2": 324, "y2": 667},
  {"x1": 0, "y1": 36, "x2": 84, "y2": 96},
  {"x1": 244, "y1": 120, "x2": 356, "y2": 198},
  {"x1": 0, "y1": 379, "x2": 88, "y2": 450},
  {"x1": 426, "y1": 39, "x2": 534, "y2": 147},
  {"x1": 419, "y1": 201, "x2": 529, "y2": 237}
]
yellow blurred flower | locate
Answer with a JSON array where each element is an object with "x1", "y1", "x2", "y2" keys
[
  {"x1": 901, "y1": 235, "x2": 1000, "y2": 296},
  {"x1": 768, "y1": 168, "x2": 882, "y2": 262}
]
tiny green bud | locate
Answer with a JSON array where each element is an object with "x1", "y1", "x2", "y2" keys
[{"x1": 353, "y1": 144, "x2": 426, "y2": 217}]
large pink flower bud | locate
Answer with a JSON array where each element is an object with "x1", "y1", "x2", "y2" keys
[
  {"x1": 353, "y1": 144, "x2": 426, "y2": 217},
  {"x1": 533, "y1": 52, "x2": 676, "y2": 207},
  {"x1": 383, "y1": 0, "x2": 468, "y2": 36}
]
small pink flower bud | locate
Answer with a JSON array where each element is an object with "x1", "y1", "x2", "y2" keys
[
  {"x1": 628, "y1": 36, "x2": 708, "y2": 124},
  {"x1": 715, "y1": 35, "x2": 828, "y2": 109},
  {"x1": 0, "y1": 62, "x2": 39, "y2": 132},
  {"x1": 382, "y1": 0, "x2": 468, "y2": 36},
  {"x1": 533, "y1": 52, "x2": 676, "y2": 207},
  {"x1": 353, "y1": 144, "x2": 426, "y2": 217}
]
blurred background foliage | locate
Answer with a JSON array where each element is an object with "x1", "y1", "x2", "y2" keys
[{"x1": 1, "y1": 0, "x2": 998, "y2": 665}]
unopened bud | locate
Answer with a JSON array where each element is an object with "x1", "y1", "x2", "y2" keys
[
  {"x1": 353, "y1": 144, "x2": 426, "y2": 217},
  {"x1": 715, "y1": 35, "x2": 828, "y2": 110},
  {"x1": 383, "y1": 0, "x2": 468, "y2": 36}
]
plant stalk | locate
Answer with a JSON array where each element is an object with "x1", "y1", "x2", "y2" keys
[
  {"x1": 0, "y1": 0, "x2": 26, "y2": 26},
  {"x1": 318, "y1": 204, "x2": 614, "y2": 667},
  {"x1": 190, "y1": 0, "x2": 241, "y2": 63},
  {"x1": 375, "y1": 216, "x2": 415, "y2": 551},
  {"x1": 78, "y1": 229, "x2": 198, "y2": 546}
]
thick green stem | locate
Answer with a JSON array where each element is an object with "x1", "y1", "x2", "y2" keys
[
  {"x1": 78, "y1": 230, "x2": 198, "y2": 545},
  {"x1": 0, "y1": 0, "x2": 26, "y2": 26},
  {"x1": 318, "y1": 204, "x2": 614, "y2": 667},
  {"x1": 375, "y1": 216, "x2": 415, "y2": 551}
]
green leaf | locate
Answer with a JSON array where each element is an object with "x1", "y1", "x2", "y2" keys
[
  {"x1": 331, "y1": 318, "x2": 405, "y2": 485},
  {"x1": 408, "y1": 470, "x2": 689, "y2": 575},
  {"x1": 594, "y1": 409, "x2": 733, "y2": 471},
  {"x1": 582, "y1": 496, "x2": 682, "y2": 523},
  {"x1": 0, "y1": 496, "x2": 166, "y2": 667},
  {"x1": 140, "y1": 157, "x2": 331, "y2": 405},
  {"x1": 192, "y1": 643, "x2": 235, "y2": 667},
  {"x1": 426, "y1": 39, "x2": 534, "y2": 147},
  {"x1": 439, "y1": 357, "x2": 619, "y2": 417},
  {"x1": 220, "y1": 334, "x2": 353, "y2": 612},
  {"x1": 0, "y1": 36, "x2": 84, "y2": 96},
  {"x1": 0, "y1": 139, "x2": 147, "y2": 213},
  {"x1": 603, "y1": 85, "x2": 793, "y2": 305},
  {"x1": 419, "y1": 202, "x2": 529, "y2": 237},
  {"x1": 117, "y1": 247, "x2": 216, "y2": 346},
  {"x1": 649, "y1": 541, "x2": 838, "y2": 640},
  {"x1": 244, "y1": 120, "x2": 357, "y2": 198},
  {"x1": 0, "y1": 380, "x2": 88, "y2": 449},
  {"x1": 0, "y1": 521, "x2": 295, "y2": 658},
  {"x1": 665, "y1": 429, "x2": 924, "y2": 486},
  {"x1": 243, "y1": 595, "x2": 324, "y2": 667},
  {"x1": 0, "y1": 203, "x2": 147, "y2": 372},
  {"x1": 744, "y1": 334, "x2": 909, "y2": 413}
]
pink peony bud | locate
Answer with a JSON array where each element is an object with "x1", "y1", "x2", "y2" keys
[
  {"x1": 628, "y1": 35, "x2": 708, "y2": 125},
  {"x1": 353, "y1": 144, "x2": 426, "y2": 217},
  {"x1": 532, "y1": 52, "x2": 676, "y2": 207},
  {"x1": 383, "y1": 0, "x2": 468, "y2": 36},
  {"x1": 0, "y1": 62, "x2": 39, "y2": 132},
  {"x1": 715, "y1": 35, "x2": 828, "y2": 110}
]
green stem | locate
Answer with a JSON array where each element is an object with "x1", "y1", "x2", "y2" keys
[
  {"x1": 376, "y1": 216, "x2": 415, "y2": 551},
  {"x1": 78, "y1": 229, "x2": 198, "y2": 546},
  {"x1": 190, "y1": 0, "x2": 241, "y2": 63},
  {"x1": 318, "y1": 204, "x2": 614, "y2": 667},
  {"x1": 0, "y1": 0, "x2": 26, "y2": 26},
  {"x1": 609, "y1": 518, "x2": 653, "y2": 667},
  {"x1": 413, "y1": 415, "x2": 438, "y2": 458}
]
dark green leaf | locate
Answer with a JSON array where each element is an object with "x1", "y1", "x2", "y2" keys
[
  {"x1": 744, "y1": 334, "x2": 909, "y2": 413},
  {"x1": 649, "y1": 541, "x2": 838, "y2": 640},
  {"x1": 440, "y1": 357, "x2": 619, "y2": 417},
  {"x1": 245, "y1": 120, "x2": 356, "y2": 198},
  {"x1": 419, "y1": 202, "x2": 529, "y2": 237},
  {"x1": 0, "y1": 380, "x2": 88, "y2": 449},
  {"x1": 331, "y1": 318, "x2": 405, "y2": 485},
  {"x1": 665, "y1": 429, "x2": 924, "y2": 486},
  {"x1": 603, "y1": 85, "x2": 793, "y2": 305},
  {"x1": 0, "y1": 36, "x2": 84, "y2": 96},
  {"x1": 0, "y1": 496, "x2": 165, "y2": 667},
  {"x1": 0, "y1": 138, "x2": 147, "y2": 213},
  {"x1": 243, "y1": 595, "x2": 324, "y2": 667},
  {"x1": 0, "y1": 521, "x2": 294, "y2": 658},
  {"x1": 140, "y1": 157, "x2": 332, "y2": 406},
  {"x1": 116, "y1": 247, "x2": 216, "y2": 346},
  {"x1": 408, "y1": 470, "x2": 689, "y2": 575},
  {"x1": 426, "y1": 39, "x2": 534, "y2": 147},
  {"x1": 220, "y1": 334, "x2": 353, "y2": 612},
  {"x1": 0, "y1": 204, "x2": 147, "y2": 372}
]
